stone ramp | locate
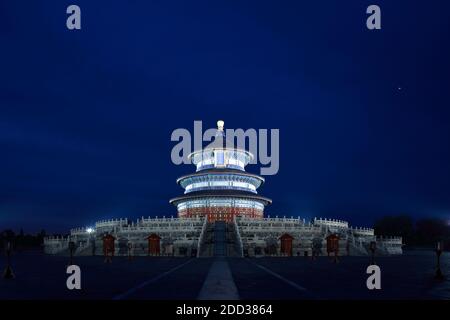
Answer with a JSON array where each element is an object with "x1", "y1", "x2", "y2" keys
[{"x1": 197, "y1": 257, "x2": 239, "y2": 300}]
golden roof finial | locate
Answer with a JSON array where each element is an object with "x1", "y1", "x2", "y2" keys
[{"x1": 217, "y1": 120, "x2": 224, "y2": 131}]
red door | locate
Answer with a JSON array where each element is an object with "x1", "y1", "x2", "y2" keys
[
  {"x1": 326, "y1": 234, "x2": 340, "y2": 255},
  {"x1": 102, "y1": 234, "x2": 116, "y2": 256},
  {"x1": 147, "y1": 234, "x2": 161, "y2": 255},
  {"x1": 280, "y1": 233, "x2": 294, "y2": 256}
]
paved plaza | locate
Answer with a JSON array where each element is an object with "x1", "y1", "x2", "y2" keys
[{"x1": 1, "y1": 251, "x2": 449, "y2": 300}]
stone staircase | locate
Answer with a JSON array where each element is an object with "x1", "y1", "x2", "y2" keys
[
  {"x1": 198, "y1": 221, "x2": 242, "y2": 257},
  {"x1": 348, "y1": 241, "x2": 369, "y2": 256},
  {"x1": 198, "y1": 223, "x2": 214, "y2": 257}
]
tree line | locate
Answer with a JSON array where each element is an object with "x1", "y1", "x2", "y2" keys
[
  {"x1": 0, "y1": 229, "x2": 61, "y2": 251},
  {"x1": 374, "y1": 215, "x2": 450, "y2": 249}
]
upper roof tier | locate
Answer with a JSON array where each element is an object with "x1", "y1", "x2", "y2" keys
[{"x1": 188, "y1": 120, "x2": 253, "y2": 172}]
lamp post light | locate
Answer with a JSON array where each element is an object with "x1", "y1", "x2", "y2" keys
[
  {"x1": 3, "y1": 241, "x2": 15, "y2": 279},
  {"x1": 435, "y1": 241, "x2": 444, "y2": 280},
  {"x1": 91, "y1": 237, "x2": 96, "y2": 256},
  {"x1": 312, "y1": 238, "x2": 321, "y2": 261},
  {"x1": 86, "y1": 228, "x2": 95, "y2": 256},
  {"x1": 369, "y1": 241, "x2": 377, "y2": 265},
  {"x1": 128, "y1": 241, "x2": 133, "y2": 261},
  {"x1": 68, "y1": 241, "x2": 76, "y2": 266}
]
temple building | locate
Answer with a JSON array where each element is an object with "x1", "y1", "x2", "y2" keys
[
  {"x1": 44, "y1": 120, "x2": 403, "y2": 257},
  {"x1": 169, "y1": 120, "x2": 271, "y2": 222}
]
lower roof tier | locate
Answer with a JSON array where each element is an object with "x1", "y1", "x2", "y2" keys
[
  {"x1": 169, "y1": 190, "x2": 272, "y2": 206},
  {"x1": 175, "y1": 197, "x2": 266, "y2": 211}
]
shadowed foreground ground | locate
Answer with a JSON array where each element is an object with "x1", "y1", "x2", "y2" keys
[{"x1": 0, "y1": 251, "x2": 449, "y2": 300}]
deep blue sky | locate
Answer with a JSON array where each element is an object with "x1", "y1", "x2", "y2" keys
[{"x1": 1, "y1": 1, "x2": 450, "y2": 233}]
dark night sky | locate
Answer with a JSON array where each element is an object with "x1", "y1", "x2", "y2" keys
[{"x1": 1, "y1": 1, "x2": 450, "y2": 233}]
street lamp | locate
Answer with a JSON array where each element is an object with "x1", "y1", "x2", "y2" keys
[
  {"x1": 128, "y1": 241, "x2": 133, "y2": 261},
  {"x1": 3, "y1": 241, "x2": 15, "y2": 279},
  {"x1": 86, "y1": 227, "x2": 96, "y2": 256},
  {"x1": 369, "y1": 241, "x2": 377, "y2": 265},
  {"x1": 435, "y1": 241, "x2": 444, "y2": 280},
  {"x1": 68, "y1": 240, "x2": 76, "y2": 265}
]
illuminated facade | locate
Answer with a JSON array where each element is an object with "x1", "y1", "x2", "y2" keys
[
  {"x1": 169, "y1": 120, "x2": 271, "y2": 222},
  {"x1": 43, "y1": 120, "x2": 403, "y2": 257}
]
